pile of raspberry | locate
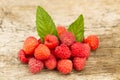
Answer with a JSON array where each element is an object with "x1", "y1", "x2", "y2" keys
[{"x1": 18, "y1": 26, "x2": 99, "y2": 74}]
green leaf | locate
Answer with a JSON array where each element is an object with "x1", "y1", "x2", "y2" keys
[
  {"x1": 68, "y1": 14, "x2": 84, "y2": 42},
  {"x1": 36, "y1": 6, "x2": 58, "y2": 41}
]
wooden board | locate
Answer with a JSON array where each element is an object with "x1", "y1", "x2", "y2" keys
[{"x1": 0, "y1": 0, "x2": 120, "y2": 80}]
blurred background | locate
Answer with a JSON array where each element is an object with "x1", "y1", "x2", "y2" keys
[{"x1": 0, "y1": 0, "x2": 120, "y2": 80}]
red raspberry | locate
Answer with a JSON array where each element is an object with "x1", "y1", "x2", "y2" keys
[
  {"x1": 51, "y1": 49, "x2": 56, "y2": 56},
  {"x1": 83, "y1": 44, "x2": 90, "y2": 58},
  {"x1": 85, "y1": 35, "x2": 99, "y2": 50},
  {"x1": 44, "y1": 54, "x2": 57, "y2": 70},
  {"x1": 71, "y1": 42, "x2": 90, "y2": 58},
  {"x1": 55, "y1": 44, "x2": 71, "y2": 59},
  {"x1": 82, "y1": 37, "x2": 86, "y2": 43},
  {"x1": 60, "y1": 31, "x2": 76, "y2": 46},
  {"x1": 38, "y1": 39, "x2": 42, "y2": 44},
  {"x1": 28, "y1": 58, "x2": 44, "y2": 74},
  {"x1": 50, "y1": 49, "x2": 58, "y2": 59},
  {"x1": 73, "y1": 57, "x2": 86, "y2": 71},
  {"x1": 57, "y1": 26, "x2": 67, "y2": 36},
  {"x1": 57, "y1": 59, "x2": 72, "y2": 74},
  {"x1": 18, "y1": 49, "x2": 28, "y2": 63},
  {"x1": 44, "y1": 34, "x2": 59, "y2": 49},
  {"x1": 34, "y1": 44, "x2": 51, "y2": 60},
  {"x1": 23, "y1": 36, "x2": 39, "y2": 55}
]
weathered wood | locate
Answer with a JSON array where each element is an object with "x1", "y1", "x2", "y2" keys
[{"x1": 0, "y1": 0, "x2": 120, "y2": 80}]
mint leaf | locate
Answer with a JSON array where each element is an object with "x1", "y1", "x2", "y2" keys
[
  {"x1": 68, "y1": 14, "x2": 84, "y2": 42},
  {"x1": 36, "y1": 6, "x2": 58, "y2": 41}
]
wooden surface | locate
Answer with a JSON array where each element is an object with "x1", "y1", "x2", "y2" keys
[{"x1": 0, "y1": 0, "x2": 120, "y2": 80}]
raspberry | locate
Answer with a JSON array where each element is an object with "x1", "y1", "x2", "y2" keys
[
  {"x1": 18, "y1": 49, "x2": 28, "y2": 63},
  {"x1": 57, "y1": 59, "x2": 72, "y2": 74},
  {"x1": 82, "y1": 37, "x2": 86, "y2": 43},
  {"x1": 57, "y1": 26, "x2": 67, "y2": 36},
  {"x1": 85, "y1": 35, "x2": 99, "y2": 50},
  {"x1": 23, "y1": 36, "x2": 39, "y2": 55},
  {"x1": 44, "y1": 54, "x2": 57, "y2": 70},
  {"x1": 44, "y1": 34, "x2": 59, "y2": 49},
  {"x1": 60, "y1": 31, "x2": 76, "y2": 46},
  {"x1": 71, "y1": 42, "x2": 90, "y2": 58},
  {"x1": 51, "y1": 49, "x2": 56, "y2": 56},
  {"x1": 55, "y1": 44, "x2": 71, "y2": 59},
  {"x1": 28, "y1": 58, "x2": 44, "y2": 74},
  {"x1": 34, "y1": 44, "x2": 51, "y2": 60},
  {"x1": 38, "y1": 39, "x2": 42, "y2": 44},
  {"x1": 73, "y1": 57, "x2": 86, "y2": 71},
  {"x1": 83, "y1": 44, "x2": 90, "y2": 58}
]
